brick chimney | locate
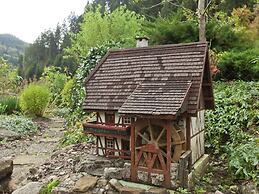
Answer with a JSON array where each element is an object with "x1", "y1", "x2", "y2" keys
[{"x1": 136, "y1": 36, "x2": 149, "y2": 47}]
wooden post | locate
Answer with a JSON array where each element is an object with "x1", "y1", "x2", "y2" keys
[
  {"x1": 186, "y1": 116, "x2": 191, "y2": 150},
  {"x1": 130, "y1": 123, "x2": 137, "y2": 181},
  {"x1": 96, "y1": 137, "x2": 99, "y2": 155},
  {"x1": 165, "y1": 121, "x2": 172, "y2": 187}
]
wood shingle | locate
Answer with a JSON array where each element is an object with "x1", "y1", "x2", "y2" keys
[{"x1": 83, "y1": 42, "x2": 214, "y2": 115}]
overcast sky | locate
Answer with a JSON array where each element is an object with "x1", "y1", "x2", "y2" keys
[{"x1": 0, "y1": 0, "x2": 89, "y2": 43}]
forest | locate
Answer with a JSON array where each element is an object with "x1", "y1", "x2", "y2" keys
[{"x1": 0, "y1": 0, "x2": 258, "y2": 194}]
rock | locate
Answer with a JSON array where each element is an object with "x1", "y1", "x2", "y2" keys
[
  {"x1": 29, "y1": 167, "x2": 38, "y2": 175},
  {"x1": 12, "y1": 182, "x2": 42, "y2": 194},
  {"x1": 151, "y1": 174, "x2": 164, "y2": 186},
  {"x1": 239, "y1": 182, "x2": 258, "y2": 194},
  {"x1": 118, "y1": 186, "x2": 145, "y2": 194},
  {"x1": 13, "y1": 154, "x2": 48, "y2": 165},
  {"x1": 73, "y1": 176, "x2": 98, "y2": 192},
  {"x1": 104, "y1": 167, "x2": 126, "y2": 179},
  {"x1": 97, "y1": 178, "x2": 108, "y2": 187},
  {"x1": 124, "y1": 163, "x2": 131, "y2": 180},
  {"x1": 0, "y1": 128, "x2": 21, "y2": 141},
  {"x1": 215, "y1": 191, "x2": 223, "y2": 194},
  {"x1": 105, "y1": 184, "x2": 111, "y2": 191},
  {"x1": 0, "y1": 177, "x2": 16, "y2": 194},
  {"x1": 0, "y1": 159, "x2": 13, "y2": 180},
  {"x1": 59, "y1": 171, "x2": 66, "y2": 176},
  {"x1": 229, "y1": 185, "x2": 238, "y2": 193},
  {"x1": 109, "y1": 178, "x2": 120, "y2": 188},
  {"x1": 98, "y1": 188, "x2": 105, "y2": 194},
  {"x1": 47, "y1": 175, "x2": 59, "y2": 182},
  {"x1": 109, "y1": 179, "x2": 145, "y2": 194},
  {"x1": 146, "y1": 188, "x2": 168, "y2": 194},
  {"x1": 52, "y1": 186, "x2": 71, "y2": 194}
]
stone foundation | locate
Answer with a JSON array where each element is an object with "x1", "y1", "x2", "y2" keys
[{"x1": 104, "y1": 162, "x2": 180, "y2": 188}]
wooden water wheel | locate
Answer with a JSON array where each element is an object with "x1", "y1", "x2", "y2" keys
[{"x1": 131, "y1": 119, "x2": 186, "y2": 187}]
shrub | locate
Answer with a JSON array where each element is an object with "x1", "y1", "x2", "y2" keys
[
  {"x1": 205, "y1": 81, "x2": 259, "y2": 181},
  {"x1": 51, "y1": 107, "x2": 70, "y2": 118},
  {"x1": 0, "y1": 104, "x2": 7, "y2": 114},
  {"x1": 19, "y1": 84, "x2": 51, "y2": 117},
  {"x1": 217, "y1": 48, "x2": 259, "y2": 81},
  {"x1": 0, "y1": 115, "x2": 37, "y2": 134},
  {"x1": 60, "y1": 123, "x2": 93, "y2": 147},
  {"x1": 41, "y1": 67, "x2": 68, "y2": 105},
  {"x1": 228, "y1": 141, "x2": 259, "y2": 180},
  {"x1": 205, "y1": 81, "x2": 258, "y2": 153},
  {"x1": 40, "y1": 179, "x2": 60, "y2": 194},
  {"x1": 0, "y1": 95, "x2": 20, "y2": 114},
  {"x1": 61, "y1": 79, "x2": 74, "y2": 107}
]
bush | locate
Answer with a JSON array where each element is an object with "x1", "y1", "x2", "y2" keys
[
  {"x1": 228, "y1": 141, "x2": 259, "y2": 180},
  {"x1": 0, "y1": 115, "x2": 37, "y2": 134},
  {"x1": 217, "y1": 48, "x2": 259, "y2": 81},
  {"x1": 0, "y1": 95, "x2": 20, "y2": 114},
  {"x1": 20, "y1": 84, "x2": 51, "y2": 117},
  {"x1": 205, "y1": 81, "x2": 259, "y2": 181},
  {"x1": 0, "y1": 104, "x2": 7, "y2": 114},
  {"x1": 60, "y1": 123, "x2": 93, "y2": 147},
  {"x1": 41, "y1": 67, "x2": 69, "y2": 105},
  {"x1": 40, "y1": 179, "x2": 60, "y2": 194},
  {"x1": 205, "y1": 81, "x2": 258, "y2": 153},
  {"x1": 61, "y1": 79, "x2": 74, "y2": 107}
]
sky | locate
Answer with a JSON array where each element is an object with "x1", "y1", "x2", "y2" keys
[{"x1": 0, "y1": 0, "x2": 89, "y2": 43}]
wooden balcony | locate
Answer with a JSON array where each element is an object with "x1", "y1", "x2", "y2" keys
[{"x1": 83, "y1": 121, "x2": 131, "y2": 139}]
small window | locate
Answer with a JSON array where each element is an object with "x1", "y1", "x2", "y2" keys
[
  {"x1": 124, "y1": 117, "x2": 131, "y2": 125},
  {"x1": 105, "y1": 113, "x2": 115, "y2": 125},
  {"x1": 106, "y1": 139, "x2": 114, "y2": 149}
]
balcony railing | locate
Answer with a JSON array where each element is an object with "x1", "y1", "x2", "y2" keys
[{"x1": 83, "y1": 121, "x2": 131, "y2": 137}]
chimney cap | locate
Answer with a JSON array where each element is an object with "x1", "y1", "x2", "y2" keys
[{"x1": 135, "y1": 36, "x2": 149, "y2": 40}]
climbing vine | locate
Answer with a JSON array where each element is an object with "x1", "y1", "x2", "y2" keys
[{"x1": 65, "y1": 41, "x2": 120, "y2": 125}]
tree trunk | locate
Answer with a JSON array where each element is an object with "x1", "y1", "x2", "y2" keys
[{"x1": 198, "y1": 0, "x2": 206, "y2": 42}]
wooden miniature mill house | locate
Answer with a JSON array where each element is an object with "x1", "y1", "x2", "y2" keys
[{"x1": 83, "y1": 38, "x2": 214, "y2": 188}]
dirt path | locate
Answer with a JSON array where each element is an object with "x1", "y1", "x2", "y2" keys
[{"x1": 0, "y1": 117, "x2": 65, "y2": 187}]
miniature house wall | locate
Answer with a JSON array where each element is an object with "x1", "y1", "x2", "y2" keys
[{"x1": 93, "y1": 109, "x2": 205, "y2": 164}]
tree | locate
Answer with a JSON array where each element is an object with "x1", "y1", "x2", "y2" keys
[
  {"x1": 20, "y1": 13, "x2": 83, "y2": 79},
  {"x1": 66, "y1": 6, "x2": 144, "y2": 62},
  {"x1": 144, "y1": 9, "x2": 198, "y2": 45},
  {"x1": 198, "y1": 0, "x2": 206, "y2": 42}
]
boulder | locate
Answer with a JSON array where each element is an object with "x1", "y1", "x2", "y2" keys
[
  {"x1": 117, "y1": 186, "x2": 145, "y2": 194},
  {"x1": 73, "y1": 176, "x2": 98, "y2": 192},
  {"x1": 12, "y1": 182, "x2": 42, "y2": 194},
  {"x1": 146, "y1": 188, "x2": 169, "y2": 194},
  {"x1": 109, "y1": 179, "x2": 145, "y2": 194},
  {"x1": 0, "y1": 128, "x2": 21, "y2": 141},
  {"x1": 0, "y1": 159, "x2": 13, "y2": 180},
  {"x1": 104, "y1": 167, "x2": 126, "y2": 179}
]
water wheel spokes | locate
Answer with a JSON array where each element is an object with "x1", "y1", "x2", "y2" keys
[{"x1": 148, "y1": 120, "x2": 154, "y2": 142}]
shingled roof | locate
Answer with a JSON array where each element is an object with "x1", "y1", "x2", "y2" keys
[
  {"x1": 83, "y1": 42, "x2": 214, "y2": 116},
  {"x1": 118, "y1": 81, "x2": 192, "y2": 116}
]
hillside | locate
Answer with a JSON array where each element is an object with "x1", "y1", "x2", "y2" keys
[{"x1": 0, "y1": 34, "x2": 28, "y2": 65}]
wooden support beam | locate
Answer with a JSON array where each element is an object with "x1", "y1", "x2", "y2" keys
[
  {"x1": 130, "y1": 123, "x2": 137, "y2": 181},
  {"x1": 165, "y1": 121, "x2": 172, "y2": 188},
  {"x1": 186, "y1": 116, "x2": 191, "y2": 150}
]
